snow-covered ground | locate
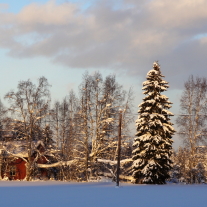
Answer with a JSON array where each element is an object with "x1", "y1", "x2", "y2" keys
[{"x1": 0, "y1": 181, "x2": 206, "y2": 207}]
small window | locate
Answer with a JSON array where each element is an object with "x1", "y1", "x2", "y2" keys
[{"x1": 9, "y1": 166, "x2": 16, "y2": 177}]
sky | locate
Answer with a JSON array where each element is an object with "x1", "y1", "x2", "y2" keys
[{"x1": 0, "y1": 0, "x2": 207, "y2": 148}]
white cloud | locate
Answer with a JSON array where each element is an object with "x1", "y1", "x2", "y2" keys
[
  {"x1": 17, "y1": 1, "x2": 79, "y2": 25},
  {"x1": 200, "y1": 36, "x2": 207, "y2": 44},
  {"x1": 0, "y1": 3, "x2": 9, "y2": 11},
  {"x1": 146, "y1": 0, "x2": 207, "y2": 29},
  {"x1": 0, "y1": 0, "x2": 207, "y2": 89}
]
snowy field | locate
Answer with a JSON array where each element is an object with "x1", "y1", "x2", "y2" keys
[{"x1": 0, "y1": 181, "x2": 207, "y2": 207}]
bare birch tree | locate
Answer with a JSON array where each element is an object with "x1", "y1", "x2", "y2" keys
[
  {"x1": 176, "y1": 75, "x2": 207, "y2": 183},
  {"x1": 50, "y1": 90, "x2": 79, "y2": 180},
  {"x1": 4, "y1": 77, "x2": 51, "y2": 181},
  {"x1": 75, "y1": 71, "x2": 134, "y2": 181}
]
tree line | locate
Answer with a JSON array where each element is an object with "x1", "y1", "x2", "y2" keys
[
  {"x1": 0, "y1": 65, "x2": 207, "y2": 184},
  {"x1": 0, "y1": 71, "x2": 134, "y2": 181}
]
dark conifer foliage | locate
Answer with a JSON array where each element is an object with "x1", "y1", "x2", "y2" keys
[{"x1": 132, "y1": 62, "x2": 175, "y2": 184}]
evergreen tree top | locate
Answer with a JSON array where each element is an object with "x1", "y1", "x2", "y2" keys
[
  {"x1": 146, "y1": 62, "x2": 165, "y2": 80},
  {"x1": 141, "y1": 62, "x2": 170, "y2": 103}
]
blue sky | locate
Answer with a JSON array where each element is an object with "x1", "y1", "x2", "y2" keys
[
  {"x1": 0, "y1": 0, "x2": 101, "y2": 13},
  {"x1": 0, "y1": 0, "x2": 207, "y2": 148},
  {"x1": 0, "y1": 0, "x2": 47, "y2": 13}
]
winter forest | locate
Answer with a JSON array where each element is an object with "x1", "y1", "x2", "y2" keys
[{"x1": 0, "y1": 62, "x2": 207, "y2": 185}]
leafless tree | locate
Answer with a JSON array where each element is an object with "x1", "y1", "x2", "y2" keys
[
  {"x1": 4, "y1": 77, "x2": 51, "y2": 181},
  {"x1": 75, "y1": 71, "x2": 134, "y2": 181},
  {"x1": 50, "y1": 90, "x2": 79, "y2": 180},
  {"x1": 0, "y1": 99, "x2": 7, "y2": 141},
  {"x1": 176, "y1": 75, "x2": 207, "y2": 183}
]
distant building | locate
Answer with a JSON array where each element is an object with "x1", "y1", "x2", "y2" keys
[{"x1": 0, "y1": 141, "x2": 50, "y2": 180}]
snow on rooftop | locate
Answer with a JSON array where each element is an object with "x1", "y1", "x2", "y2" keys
[
  {"x1": 2, "y1": 141, "x2": 28, "y2": 157},
  {"x1": 0, "y1": 140, "x2": 47, "y2": 158}
]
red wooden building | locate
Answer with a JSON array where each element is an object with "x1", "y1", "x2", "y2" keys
[{"x1": 0, "y1": 141, "x2": 50, "y2": 180}]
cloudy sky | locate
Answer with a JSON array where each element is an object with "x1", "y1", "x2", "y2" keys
[{"x1": 0, "y1": 0, "x2": 207, "y2": 148}]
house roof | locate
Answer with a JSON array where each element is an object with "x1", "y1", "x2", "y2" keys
[
  {"x1": 0, "y1": 141, "x2": 28, "y2": 158},
  {"x1": 0, "y1": 140, "x2": 46, "y2": 158}
]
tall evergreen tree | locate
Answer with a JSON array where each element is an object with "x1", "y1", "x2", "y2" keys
[{"x1": 132, "y1": 62, "x2": 175, "y2": 184}]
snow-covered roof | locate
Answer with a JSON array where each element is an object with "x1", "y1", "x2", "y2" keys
[
  {"x1": 0, "y1": 140, "x2": 46, "y2": 158},
  {"x1": 0, "y1": 141, "x2": 28, "y2": 158}
]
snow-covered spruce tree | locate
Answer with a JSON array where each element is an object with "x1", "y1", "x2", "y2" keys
[{"x1": 132, "y1": 62, "x2": 175, "y2": 184}]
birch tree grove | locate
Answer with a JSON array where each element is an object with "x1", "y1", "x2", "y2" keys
[
  {"x1": 5, "y1": 77, "x2": 51, "y2": 181},
  {"x1": 176, "y1": 76, "x2": 207, "y2": 183},
  {"x1": 2, "y1": 72, "x2": 133, "y2": 181},
  {"x1": 74, "y1": 72, "x2": 133, "y2": 180},
  {"x1": 50, "y1": 90, "x2": 79, "y2": 180}
]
